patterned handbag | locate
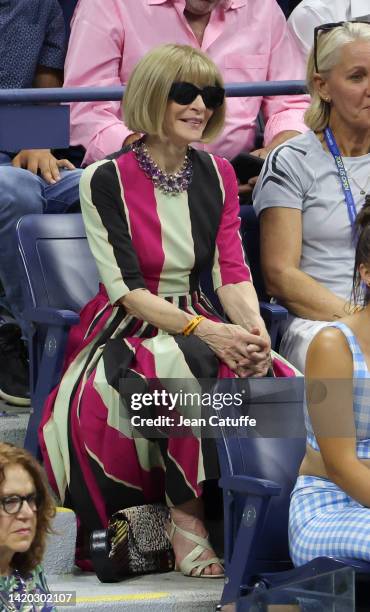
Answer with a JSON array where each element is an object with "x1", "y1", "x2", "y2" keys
[{"x1": 90, "y1": 504, "x2": 175, "y2": 582}]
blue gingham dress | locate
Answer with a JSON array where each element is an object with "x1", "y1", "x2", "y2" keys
[{"x1": 289, "y1": 321, "x2": 370, "y2": 566}]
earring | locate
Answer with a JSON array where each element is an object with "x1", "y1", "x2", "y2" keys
[{"x1": 323, "y1": 97, "x2": 331, "y2": 103}]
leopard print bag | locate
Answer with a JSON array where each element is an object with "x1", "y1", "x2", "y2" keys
[{"x1": 90, "y1": 504, "x2": 175, "y2": 581}]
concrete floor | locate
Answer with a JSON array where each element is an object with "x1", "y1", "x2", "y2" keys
[{"x1": 48, "y1": 570, "x2": 224, "y2": 611}]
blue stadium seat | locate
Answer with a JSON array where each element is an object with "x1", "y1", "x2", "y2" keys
[
  {"x1": 215, "y1": 377, "x2": 370, "y2": 608},
  {"x1": 239, "y1": 204, "x2": 288, "y2": 349},
  {"x1": 17, "y1": 213, "x2": 99, "y2": 457},
  {"x1": 0, "y1": 106, "x2": 70, "y2": 152}
]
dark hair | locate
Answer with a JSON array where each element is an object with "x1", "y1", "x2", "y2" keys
[
  {"x1": 0, "y1": 443, "x2": 56, "y2": 576},
  {"x1": 353, "y1": 196, "x2": 370, "y2": 307}
]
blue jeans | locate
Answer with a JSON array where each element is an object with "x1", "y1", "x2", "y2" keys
[{"x1": 0, "y1": 152, "x2": 82, "y2": 332}]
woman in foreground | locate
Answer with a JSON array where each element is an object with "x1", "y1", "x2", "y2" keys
[
  {"x1": 290, "y1": 201, "x2": 370, "y2": 565},
  {"x1": 40, "y1": 44, "x2": 297, "y2": 578}
]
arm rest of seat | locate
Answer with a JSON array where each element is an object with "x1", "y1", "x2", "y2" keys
[
  {"x1": 259, "y1": 302, "x2": 288, "y2": 321},
  {"x1": 23, "y1": 307, "x2": 80, "y2": 327},
  {"x1": 259, "y1": 302, "x2": 288, "y2": 350},
  {"x1": 220, "y1": 473, "x2": 282, "y2": 604},
  {"x1": 219, "y1": 474, "x2": 281, "y2": 497}
]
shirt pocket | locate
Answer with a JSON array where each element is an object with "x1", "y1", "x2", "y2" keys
[{"x1": 223, "y1": 53, "x2": 268, "y2": 82}]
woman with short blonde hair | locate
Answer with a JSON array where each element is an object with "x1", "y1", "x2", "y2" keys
[
  {"x1": 41, "y1": 44, "x2": 297, "y2": 580},
  {"x1": 123, "y1": 43, "x2": 225, "y2": 142}
]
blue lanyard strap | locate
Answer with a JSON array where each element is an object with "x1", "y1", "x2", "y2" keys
[{"x1": 324, "y1": 127, "x2": 358, "y2": 233}]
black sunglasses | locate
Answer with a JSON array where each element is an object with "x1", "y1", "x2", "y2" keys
[
  {"x1": 314, "y1": 20, "x2": 370, "y2": 72},
  {"x1": 168, "y1": 82, "x2": 225, "y2": 109},
  {"x1": 0, "y1": 493, "x2": 39, "y2": 515}
]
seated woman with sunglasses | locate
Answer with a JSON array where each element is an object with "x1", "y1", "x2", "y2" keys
[
  {"x1": 0, "y1": 443, "x2": 55, "y2": 611},
  {"x1": 253, "y1": 21, "x2": 370, "y2": 372},
  {"x1": 39, "y1": 44, "x2": 298, "y2": 578}
]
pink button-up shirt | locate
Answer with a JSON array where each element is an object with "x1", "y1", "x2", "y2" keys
[{"x1": 65, "y1": 0, "x2": 309, "y2": 165}]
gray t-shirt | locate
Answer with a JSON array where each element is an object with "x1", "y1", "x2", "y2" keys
[{"x1": 253, "y1": 130, "x2": 370, "y2": 302}]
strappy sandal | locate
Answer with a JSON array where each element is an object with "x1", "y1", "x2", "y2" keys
[{"x1": 167, "y1": 519, "x2": 224, "y2": 578}]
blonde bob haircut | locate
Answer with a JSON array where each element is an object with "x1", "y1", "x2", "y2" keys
[
  {"x1": 123, "y1": 44, "x2": 226, "y2": 142},
  {"x1": 305, "y1": 22, "x2": 370, "y2": 132}
]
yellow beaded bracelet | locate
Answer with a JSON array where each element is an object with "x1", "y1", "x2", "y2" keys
[{"x1": 182, "y1": 315, "x2": 205, "y2": 336}]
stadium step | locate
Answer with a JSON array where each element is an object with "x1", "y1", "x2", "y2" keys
[
  {"x1": 44, "y1": 508, "x2": 223, "y2": 610},
  {"x1": 0, "y1": 406, "x2": 28, "y2": 447},
  {"x1": 44, "y1": 508, "x2": 77, "y2": 575},
  {"x1": 47, "y1": 571, "x2": 223, "y2": 611}
]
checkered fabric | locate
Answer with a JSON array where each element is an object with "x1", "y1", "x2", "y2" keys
[
  {"x1": 289, "y1": 475, "x2": 370, "y2": 566},
  {"x1": 289, "y1": 322, "x2": 370, "y2": 566},
  {"x1": 305, "y1": 321, "x2": 370, "y2": 454}
]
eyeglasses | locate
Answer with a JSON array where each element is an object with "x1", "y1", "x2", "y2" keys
[
  {"x1": 314, "y1": 20, "x2": 370, "y2": 72},
  {"x1": 0, "y1": 493, "x2": 38, "y2": 515},
  {"x1": 168, "y1": 82, "x2": 225, "y2": 109}
]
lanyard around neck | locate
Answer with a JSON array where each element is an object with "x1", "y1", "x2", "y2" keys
[{"x1": 324, "y1": 127, "x2": 358, "y2": 235}]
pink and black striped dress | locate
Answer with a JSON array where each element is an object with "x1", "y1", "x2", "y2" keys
[{"x1": 39, "y1": 147, "x2": 297, "y2": 542}]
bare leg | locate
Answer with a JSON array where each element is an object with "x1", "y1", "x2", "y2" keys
[{"x1": 169, "y1": 497, "x2": 223, "y2": 577}]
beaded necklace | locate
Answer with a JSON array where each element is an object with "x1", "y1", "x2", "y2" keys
[{"x1": 132, "y1": 139, "x2": 193, "y2": 195}]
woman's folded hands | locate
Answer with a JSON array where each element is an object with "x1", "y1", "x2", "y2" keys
[{"x1": 194, "y1": 319, "x2": 271, "y2": 377}]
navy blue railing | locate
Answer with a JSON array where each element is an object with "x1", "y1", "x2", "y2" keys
[
  {"x1": 0, "y1": 81, "x2": 307, "y2": 104},
  {"x1": 0, "y1": 81, "x2": 308, "y2": 150}
]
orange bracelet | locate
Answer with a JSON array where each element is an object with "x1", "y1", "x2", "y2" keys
[{"x1": 182, "y1": 315, "x2": 205, "y2": 336}]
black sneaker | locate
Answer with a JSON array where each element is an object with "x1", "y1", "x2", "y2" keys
[{"x1": 0, "y1": 322, "x2": 30, "y2": 406}]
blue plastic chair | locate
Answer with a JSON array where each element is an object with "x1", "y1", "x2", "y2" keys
[
  {"x1": 17, "y1": 213, "x2": 99, "y2": 457},
  {"x1": 239, "y1": 205, "x2": 287, "y2": 349},
  {"x1": 215, "y1": 377, "x2": 370, "y2": 608}
]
